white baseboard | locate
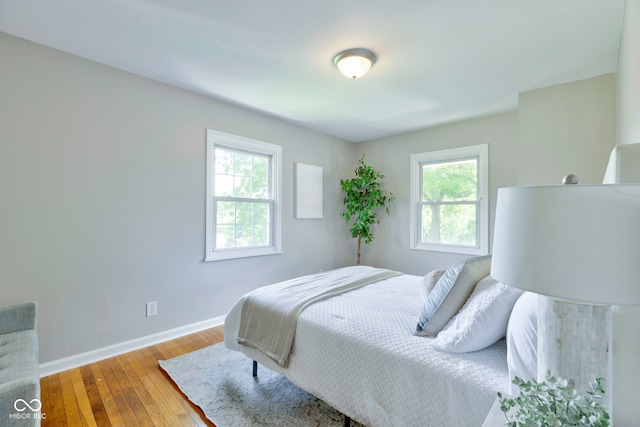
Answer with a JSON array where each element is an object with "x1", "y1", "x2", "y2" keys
[{"x1": 39, "y1": 315, "x2": 225, "y2": 377}]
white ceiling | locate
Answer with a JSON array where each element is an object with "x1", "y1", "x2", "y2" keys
[{"x1": 0, "y1": 0, "x2": 626, "y2": 142}]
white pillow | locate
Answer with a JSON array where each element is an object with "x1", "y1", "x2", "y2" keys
[
  {"x1": 420, "y1": 269, "x2": 445, "y2": 300},
  {"x1": 506, "y1": 292, "x2": 538, "y2": 394},
  {"x1": 416, "y1": 255, "x2": 492, "y2": 336},
  {"x1": 431, "y1": 275, "x2": 523, "y2": 353}
]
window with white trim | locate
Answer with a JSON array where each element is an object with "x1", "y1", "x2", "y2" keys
[
  {"x1": 205, "y1": 130, "x2": 282, "y2": 261},
  {"x1": 410, "y1": 144, "x2": 488, "y2": 255}
]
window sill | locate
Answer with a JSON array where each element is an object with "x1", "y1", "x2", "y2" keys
[
  {"x1": 204, "y1": 249, "x2": 283, "y2": 262},
  {"x1": 411, "y1": 243, "x2": 488, "y2": 256}
]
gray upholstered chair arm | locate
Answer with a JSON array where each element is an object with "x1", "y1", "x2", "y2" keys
[{"x1": 0, "y1": 302, "x2": 37, "y2": 334}]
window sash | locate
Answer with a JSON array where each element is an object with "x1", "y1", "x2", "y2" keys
[
  {"x1": 205, "y1": 129, "x2": 282, "y2": 261},
  {"x1": 213, "y1": 146, "x2": 272, "y2": 200},
  {"x1": 409, "y1": 144, "x2": 488, "y2": 256},
  {"x1": 213, "y1": 197, "x2": 274, "y2": 250},
  {"x1": 418, "y1": 156, "x2": 480, "y2": 248}
]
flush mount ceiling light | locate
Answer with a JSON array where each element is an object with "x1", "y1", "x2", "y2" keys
[{"x1": 333, "y1": 48, "x2": 377, "y2": 79}]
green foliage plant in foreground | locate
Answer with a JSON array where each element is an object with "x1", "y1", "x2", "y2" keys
[{"x1": 497, "y1": 372, "x2": 609, "y2": 427}]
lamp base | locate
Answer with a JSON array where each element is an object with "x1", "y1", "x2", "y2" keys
[{"x1": 537, "y1": 296, "x2": 612, "y2": 410}]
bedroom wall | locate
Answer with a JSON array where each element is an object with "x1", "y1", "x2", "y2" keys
[
  {"x1": 517, "y1": 74, "x2": 616, "y2": 186},
  {"x1": 617, "y1": 0, "x2": 640, "y2": 146},
  {"x1": 0, "y1": 32, "x2": 355, "y2": 364},
  {"x1": 356, "y1": 74, "x2": 616, "y2": 276}
]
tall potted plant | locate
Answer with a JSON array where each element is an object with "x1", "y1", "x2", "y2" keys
[{"x1": 340, "y1": 155, "x2": 394, "y2": 265}]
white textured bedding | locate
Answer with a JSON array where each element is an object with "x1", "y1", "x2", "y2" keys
[
  {"x1": 237, "y1": 266, "x2": 400, "y2": 367},
  {"x1": 225, "y1": 273, "x2": 509, "y2": 427}
]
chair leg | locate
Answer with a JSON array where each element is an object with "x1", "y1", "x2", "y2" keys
[
  {"x1": 344, "y1": 415, "x2": 350, "y2": 427},
  {"x1": 252, "y1": 360, "x2": 258, "y2": 377}
]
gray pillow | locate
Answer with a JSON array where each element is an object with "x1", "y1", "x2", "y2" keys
[{"x1": 415, "y1": 255, "x2": 492, "y2": 336}]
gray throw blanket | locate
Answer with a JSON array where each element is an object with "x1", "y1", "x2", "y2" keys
[{"x1": 237, "y1": 266, "x2": 401, "y2": 367}]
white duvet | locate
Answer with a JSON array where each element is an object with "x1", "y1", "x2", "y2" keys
[
  {"x1": 237, "y1": 266, "x2": 401, "y2": 367},
  {"x1": 225, "y1": 273, "x2": 509, "y2": 427}
]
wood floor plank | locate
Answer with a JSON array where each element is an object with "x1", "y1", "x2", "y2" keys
[
  {"x1": 113, "y1": 353, "x2": 169, "y2": 427},
  {"x1": 80, "y1": 364, "x2": 111, "y2": 427},
  {"x1": 122, "y1": 350, "x2": 192, "y2": 427},
  {"x1": 68, "y1": 368, "x2": 98, "y2": 427},
  {"x1": 40, "y1": 326, "x2": 223, "y2": 426},
  {"x1": 58, "y1": 370, "x2": 86, "y2": 427},
  {"x1": 89, "y1": 363, "x2": 125, "y2": 426},
  {"x1": 41, "y1": 373, "x2": 67, "y2": 426},
  {"x1": 104, "y1": 357, "x2": 151, "y2": 426},
  {"x1": 39, "y1": 375, "x2": 54, "y2": 425},
  {"x1": 154, "y1": 340, "x2": 187, "y2": 360}
]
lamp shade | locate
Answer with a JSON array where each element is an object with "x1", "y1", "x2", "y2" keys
[{"x1": 491, "y1": 184, "x2": 640, "y2": 305}]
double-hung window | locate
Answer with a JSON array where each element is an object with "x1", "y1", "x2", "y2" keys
[
  {"x1": 410, "y1": 144, "x2": 488, "y2": 255},
  {"x1": 205, "y1": 130, "x2": 282, "y2": 261}
]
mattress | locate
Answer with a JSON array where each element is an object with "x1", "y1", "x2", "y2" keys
[{"x1": 225, "y1": 273, "x2": 509, "y2": 427}]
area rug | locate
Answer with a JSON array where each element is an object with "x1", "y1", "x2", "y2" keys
[{"x1": 159, "y1": 343, "x2": 357, "y2": 427}]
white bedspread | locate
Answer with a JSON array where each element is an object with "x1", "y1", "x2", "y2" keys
[
  {"x1": 237, "y1": 266, "x2": 400, "y2": 367},
  {"x1": 226, "y1": 273, "x2": 509, "y2": 427}
]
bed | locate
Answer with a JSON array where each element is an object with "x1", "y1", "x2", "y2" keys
[{"x1": 225, "y1": 259, "x2": 521, "y2": 427}]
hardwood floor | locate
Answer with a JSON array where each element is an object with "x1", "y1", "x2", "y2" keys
[{"x1": 40, "y1": 326, "x2": 225, "y2": 427}]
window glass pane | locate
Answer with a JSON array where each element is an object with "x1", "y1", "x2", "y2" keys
[
  {"x1": 214, "y1": 148, "x2": 234, "y2": 175},
  {"x1": 216, "y1": 201, "x2": 235, "y2": 224},
  {"x1": 253, "y1": 156, "x2": 268, "y2": 180},
  {"x1": 214, "y1": 148, "x2": 234, "y2": 197},
  {"x1": 421, "y1": 205, "x2": 434, "y2": 242},
  {"x1": 234, "y1": 152, "x2": 253, "y2": 177},
  {"x1": 254, "y1": 223, "x2": 269, "y2": 246},
  {"x1": 216, "y1": 225, "x2": 235, "y2": 249},
  {"x1": 422, "y1": 158, "x2": 477, "y2": 202},
  {"x1": 236, "y1": 202, "x2": 254, "y2": 224},
  {"x1": 252, "y1": 156, "x2": 269, "y2": 199},
  {"x1": 421, "y1": 204, "x2": 477, "y2": 246},
  {"x1": 215, "y1": 148, "x2": 270, "y2": 200},
  {"x1": 254, "y1": 203, "x2": 269, "y2": 224},
  {"x1": 252, "y1": 178, "x2": 268, "y2": 199},
  {"x1": 233, "y1": 176, "x2": 252, "y2": 198},
  {"x1": 215, "y1": 201, "x2": 271, "y2": 249},
  {"x1": 215, "y1": 175, "x2": 233, "y2": 197},
  {"x1": 235, "y1": 224, "x2": 253, "y2": 247},
  {"x1": 441, "y1": 204, "x2": 476, "y2": 245}
]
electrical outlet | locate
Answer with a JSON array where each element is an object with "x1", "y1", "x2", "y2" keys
[{"x1": 146, "y1": 301, "x2": 157, "y2": 317}]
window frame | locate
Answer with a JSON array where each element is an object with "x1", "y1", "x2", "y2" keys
[
  {"x1": 409, "y1": 143, "x2": 489, "y2": 255},
  {"x1": 205, "y1": 129, "x2": 282, "y2": 262}
]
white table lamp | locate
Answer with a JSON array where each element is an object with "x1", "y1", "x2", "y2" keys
[{"x1": 491, "y1": 184, "x2": 640, "y2": 413}]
